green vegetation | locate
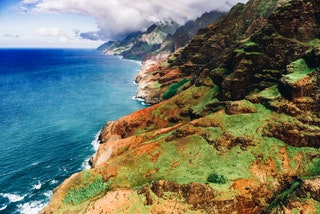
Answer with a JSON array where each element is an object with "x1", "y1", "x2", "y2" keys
[
  {"x1": 304, "y1": 156, "x2": 320, "y2": 176},
  {"x1": 243, "y1": 41, "x2": 257, "y2": 47},
  {"x1": 190, "y1": 85, "x2": 219, "y2": 116},
  {"x1": 233, "y1": 47, "x2": 261, "y2": 56},
  {"x1": 256, "y1": 0, "x2": 278, "y2": 18},
  {"x1": 162, "y1": 78, "x2": 191, "y2": 99},
  {"x1": 168, "y1": 55, "x2": 177, "y2": 61},
  {"x1": 265, "y1": 180, "x2": 302, "y2": 212},
  {"x1": 160, "y1": 60, "x2": 170, "y2": 67},
  {"x1": 64, "y1": 173, "x2": 110, "y2": 205},
  {"x1": 284, "y1": 58, "x2": 312, "y2": 83},
  {"x1": 309, "y1": 39, "x2": 320, "y2": 46},
  {"x1": 316, "y1": 201, "x2": 320, "y2": 214},
  {"x1": 149, "y1": 81, "x2": 161, "y2": 89},
  {"x1": 223, "y1": 104, "x2": 269, "y2": 137},
  {"x1": 257, "y1": 85, "x2": 281, "y2": 100},
  {"x1": 207, "y1": 173, "x2": 228, "y2": 184},
  {"x1": 111, "y1": 130, "x2": 256, "y2": 189}
]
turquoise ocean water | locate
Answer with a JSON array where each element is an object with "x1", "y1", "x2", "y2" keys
[{"x1": 0, "y1": 49, "x2": 143, "y2": 213}]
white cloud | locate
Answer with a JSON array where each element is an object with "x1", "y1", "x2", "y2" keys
[
  {"x1": 37, "y1": 27, "x2": 66, "y2": 37},
  {"x1": 26, "y1": 0, "x2": 249, "y2": 41},
  {"x1": 36, "y1": 26, "x2": 103, "y2": 46},
  {"x1": 36, "y1": 27, "x2": 69, "y2": 44}
]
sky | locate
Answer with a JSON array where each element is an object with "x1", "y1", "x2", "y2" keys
[{"x1": 0, "y1": 0, "x2": 248, "y2": 48}]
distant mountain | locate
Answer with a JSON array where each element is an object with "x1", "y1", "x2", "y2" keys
[
  {"x1": 97, "y1": 20, "x2": 180, "y2": 60},
  {"x1": 97, "y1": 11, "x2": 225, "y2": 60},
  {"x1": 121, "y1": 21, "x2": 180, "y2": 60},
  {"x1": 96, "y1": 31, "x2": 142, "y2": 54},
  {"x1": 160, "y1": 11, "x2": 225, "y2": 52},
  {"x1": 96, "y1": 31, "x2": 142, "y2": 55}
]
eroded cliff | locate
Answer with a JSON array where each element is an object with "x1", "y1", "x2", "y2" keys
[{"x1": 42, "y1": 0, "x2": 320, "y2": 213}]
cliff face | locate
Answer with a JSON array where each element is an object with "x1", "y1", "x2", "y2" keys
[{"x1": 42, "y1": 0, "x2": 320, "y2": 213}]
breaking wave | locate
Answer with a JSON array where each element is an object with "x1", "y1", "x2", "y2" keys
[{"x1": 0, "y1": 193, "x2": 25, "y2": 203}]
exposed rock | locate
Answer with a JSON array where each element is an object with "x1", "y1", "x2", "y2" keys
[
  {"x1": 225, "y1": 100, "x2": 257, "y2": 115},
  {"x1": 301, "y1": 177, "x2": 320, "y2": 201}
]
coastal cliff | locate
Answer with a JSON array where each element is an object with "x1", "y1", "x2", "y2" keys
[{"x1": 42, "y1": 0, "x2": 320, "y2": 213}]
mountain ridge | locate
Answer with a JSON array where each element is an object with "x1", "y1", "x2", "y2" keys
[{"x1": 97, "y1": 11, "x2": 225, "y2": 61}]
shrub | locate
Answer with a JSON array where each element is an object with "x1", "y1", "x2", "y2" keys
[{"x1": 207, "y1": 173, "x2": 227, "y2": 184}]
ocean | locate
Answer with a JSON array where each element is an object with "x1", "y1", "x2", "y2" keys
[{"x1": 0, "y1": 49, "x2": 143, "y2": 213}]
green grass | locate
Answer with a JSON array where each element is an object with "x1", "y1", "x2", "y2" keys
[
  {"x1": 162, "y1": 78, "x2": 191, "y2": 100},
  {"x1": 243, "y1": 41, "x2": 257, "y2": 47},
  {"x1": 309, "y1": 39, "x2": 320, "y2": 46},
  {"x1": 160, "y1": 60, "x2": 170, "y2": 67},
  {"x1": 63, "y1": 173, "x2": 110, "y2": 205},
  {"x1": 304, "y1": 156, "x2": 320, "y2": 176},
  {"x1": 190, "y1": 85, "x2": 219, "y2": 115},
  {"x1": 111, "y1": 129, "x2": 256, "y2": 189},
  {"x1": 316, "y1": 200, "x2": 320, "y2": 214},
  {"x1": 284, "y1": 58, "x2": 312, "y2": 83},
  {"x1": 223, "y1": 109, "x2": 269, "y2": 137},
  {"x1": 257, "y1": 85, "x2": 281, "y2": 100},
  {"x1": 149, "y1": 81, "x2": 162, "y2": 89}
]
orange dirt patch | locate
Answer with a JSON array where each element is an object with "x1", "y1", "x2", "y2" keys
[
  {"x1": 230, "y1": 178, "x2": 259, "y2": 196},
  {"x1": 159, "y1": 68, "x2": 182, "y2": 83},
  {"x1": 134, "y1": 142, "x2": 159, "y2": 157},
  {"x1": 295, "y1": 75, "x2": 311, "y2": 86},
  {"x1": 85, "y1": 189, "x2": 133, "y2": 214}
]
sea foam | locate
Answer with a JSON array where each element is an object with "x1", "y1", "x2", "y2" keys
[
  {"x1": 91, "y1": 131, "x2": 101, "y2": 151},
  {"x1": 49, "y1": 179, "x2": 58, "y2": 185},
  {"x1": 81, "y1": 130, "x2": 101, "y2": 170},
  {"x1": 32, "y1": 181, "x2": 42, "y2": 190},
  {"x1": 0, "y1": 205, "x2": 7, "y2": 211},
  {"x1": 0, "y1": 193, "x2": 25, "y2": 203},
  {"x1": 17, "y1": 200, "x2": 47, "y2": 214}
]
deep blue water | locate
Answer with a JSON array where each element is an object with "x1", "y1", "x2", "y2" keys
[{"x1": 0, "y1": 49, "x2": 143, "y2": 213}]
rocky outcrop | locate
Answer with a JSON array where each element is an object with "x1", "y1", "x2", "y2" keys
[{"x1": 42, "y1": 0, "x2": 320, "y2": 213}]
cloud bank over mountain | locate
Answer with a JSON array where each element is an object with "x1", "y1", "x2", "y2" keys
[{"x1": 25, "y1": 0, "x2": 248, "y2": 41}]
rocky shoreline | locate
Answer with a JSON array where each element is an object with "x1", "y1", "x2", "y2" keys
[
  {"x1": 135, "y1": 59, "x2": 162, "y2": 104},
  {"x1": 134, "y1": 53, "x2": 170, "y2": 105}
]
